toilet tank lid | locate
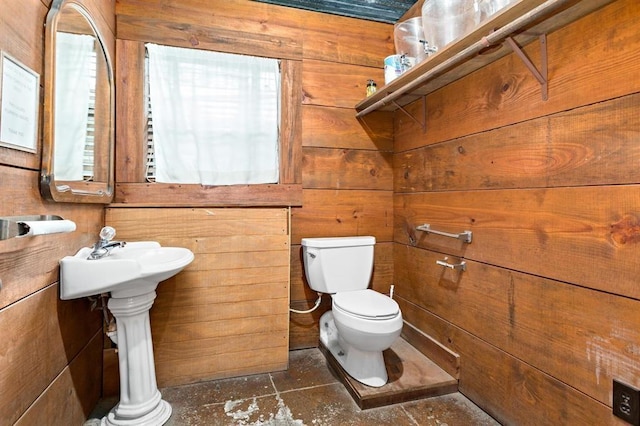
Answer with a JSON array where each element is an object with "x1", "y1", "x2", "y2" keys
[{"x1": 301, "y1": 236, "x2": 375, "y2": 248}]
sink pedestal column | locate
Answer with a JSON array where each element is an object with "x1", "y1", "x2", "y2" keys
[{"x1": 103, "y1": 291, "x2": 171, "y2": 426}]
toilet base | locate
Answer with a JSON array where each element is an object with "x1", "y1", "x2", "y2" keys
[{"x1": 319, "y1": 311, "x2": 388, "y2": 387}]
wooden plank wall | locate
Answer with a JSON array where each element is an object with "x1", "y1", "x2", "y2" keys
[
  {"x1": 0, "y1": 0, "x2": 111, "y2": 423},
  {"x1": 393, "y1": 0, "x2": 640, "y2": 424},
  {"x1": 114, "y1": 0, "x2": 396, "y2": 358},
  {"x1": 114, "y1": 0, "x2": 304, "y2": 206},
  {"x1": 105, "y1": 207, "x2": 291, "y2": 387},
  {"x1": 290, "y1": 8, "x2": 396, "y2": 349}
]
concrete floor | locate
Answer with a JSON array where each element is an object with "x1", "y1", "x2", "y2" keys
[{"x1": 88, "y1": 348, "x2": 499, "y2": 425}]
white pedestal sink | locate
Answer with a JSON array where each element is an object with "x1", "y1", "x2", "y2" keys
[{"x1": 60, "y1": 241, "x2": 194, "y2": 426}]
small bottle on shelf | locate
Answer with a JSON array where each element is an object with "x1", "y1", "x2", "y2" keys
[{"x1": 366, "y1": 79, "x2": 377, "y2": 97}]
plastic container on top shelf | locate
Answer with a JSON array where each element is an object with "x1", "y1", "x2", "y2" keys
[
  {"x1": 394, "y1": 16, "x2": 428, "y2": 68},
  {"x1": 478, "y1": 0, "x2": 516, "y2": 23},
  {"x1": 421, "y1": 0, "x2": 517, "y2": 53},
  {"x1": 421, "y1": 0, "x2": 481, "y2": 52}
]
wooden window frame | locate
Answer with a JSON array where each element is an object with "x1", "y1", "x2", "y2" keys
[{"x1": 114, "y1": 40, "x2": 302, "y2": 206}]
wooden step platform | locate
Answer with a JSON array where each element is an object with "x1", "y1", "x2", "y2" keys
[{"x1": 320, "y1": 337, "x2": 458, "y2": 410}]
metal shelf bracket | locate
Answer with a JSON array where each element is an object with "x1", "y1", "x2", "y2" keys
[
  {"x1": 505, "y1": 34, "x2": 548, "y2": 101},
  {"x1": 392, "y1": 96, "x2": 426, "y2": 132}
]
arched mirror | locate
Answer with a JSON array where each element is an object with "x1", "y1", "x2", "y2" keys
[{"x1": 41, "y1": 0, "x2": 115, "y2": 203}]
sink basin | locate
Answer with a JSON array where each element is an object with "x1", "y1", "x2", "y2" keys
[{"x1": 60, "y1": 241, "x2": 194, "y2": 299}]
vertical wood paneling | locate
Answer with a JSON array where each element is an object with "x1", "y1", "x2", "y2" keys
[
  {"x1": 115, "y1": 39, "x2": 147, "y2": 183},
  {"x1": 280, "y1": 60, "x2": 303, "y2": 185},
  {"x1": 106, "y1": 207, "x2": 290, "y2": 387}
]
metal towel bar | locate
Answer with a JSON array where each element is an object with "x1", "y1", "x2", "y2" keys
[{"x1": 416, "y1": 224, "x2": 473, "y2": 243}]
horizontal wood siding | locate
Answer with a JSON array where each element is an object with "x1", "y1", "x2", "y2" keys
[
  {"x1": 394, "y1": 0, "x2": 640, "y2": 152},
  {"x1": 393, "y1": 0, "x2": 640, "y2": 423},
  {"x1": 292, "y1": 189, "x2": 393, "y2": 243},
  {"x1": 105, "y1": 207, "x2": 290, "y2": 387},
  {"x1": 300, "y1": 10, "x2": 392, "y2": 67},
  {"x1": 394, "y1": 93, "x2": 640, "y2": 192},
  {"x1": 0, "y1": 0, "x2": 111, "y2": 423},
  {"x1": 302, "y1": 148, "x2": 393, "y2": 190},
  {"x1": 116, "y1": 0, "x2": 396, "y2": 352},
  {"x1": 302, "y1": 106, "x2": 392, "y2": 151},
  {"x1": 399, "y1": 299, "x2": 617, "y2": 424},
  {"x1": 288, "y1": 14, "x2": 394, "y2": 348},
  {"x1": 15, "y1": 331, "x2": 103, "y2": 425},
  {"x1": 0, "y1": 282, "x2": 102, "y2": 424},
  {"x1": 395, "y1": 245, "x2": 640, "y2": 406},
  {"x1": 395, "y1": 186, "x2": 640, "y2": 299},
  {"x1": 116, "y1": 0, "x2": 303, "y2": 60}
]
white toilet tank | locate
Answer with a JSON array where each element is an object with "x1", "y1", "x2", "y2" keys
[{"x1": 301, "y1": 236, "x2": 375, "y2": 293}]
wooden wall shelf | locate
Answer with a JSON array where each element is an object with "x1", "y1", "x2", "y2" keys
[{"x1": 355, "y1": 0, "x2": 615, "y2": 117}]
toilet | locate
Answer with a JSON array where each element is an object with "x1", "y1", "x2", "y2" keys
[{"x1": 301, "y1": 236, "x2": 403, "y2": 387}]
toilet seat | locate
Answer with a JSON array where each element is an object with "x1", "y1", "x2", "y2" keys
[{"x1": 333, "y1": 289, "x2": 399, "y2": 320}]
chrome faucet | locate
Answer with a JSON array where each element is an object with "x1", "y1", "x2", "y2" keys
[{"x1": 88, "y1": 226, "x2": 126, "y2": 260}]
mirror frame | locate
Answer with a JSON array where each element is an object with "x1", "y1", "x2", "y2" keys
[{"x1": 41, "y1": 0, "x2": 115, "y2": 203}]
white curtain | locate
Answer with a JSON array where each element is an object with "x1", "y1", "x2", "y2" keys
[
  {"x1": 54, "y1": 32, "x2": 94, "y2": 181},
  {"x1": 146, "y1": 43, "x2": 280, "y2": 185}
]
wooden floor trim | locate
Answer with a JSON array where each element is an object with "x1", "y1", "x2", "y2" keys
[
  {"x1": 401, "y1": 319, "x2": 461, "y2": 379},
  {"x1": 320, "y1": 337, "x2": 458, "y2": 410}
]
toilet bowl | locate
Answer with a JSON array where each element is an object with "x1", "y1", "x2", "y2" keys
[{"x1": 301, "y1": 236, "x2": 403, "y2": 387}]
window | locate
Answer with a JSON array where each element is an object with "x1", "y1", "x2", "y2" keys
[
  {"x1": 54, "y1": 32, "x2": 96, "y2": 181},
  {"x1": 145, "y1": 43, "x2": 281, "y2": 186}
]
